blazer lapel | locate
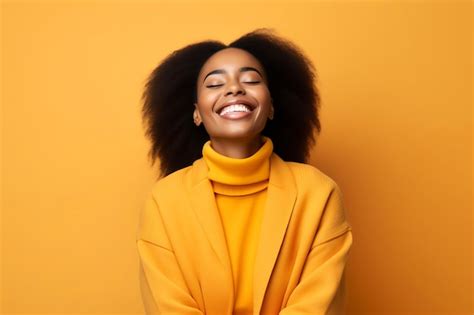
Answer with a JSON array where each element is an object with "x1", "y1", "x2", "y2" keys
[
  {"x1": 188, "y1": 158, "x2": 235, "y2": 313},
  {"x1": 253, "y1": 153, "x2": 297, "y2": 313}
]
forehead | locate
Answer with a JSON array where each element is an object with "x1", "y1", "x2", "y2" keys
[{"x1": 198, "y1": 48, "x2": 265, "y2": 79}]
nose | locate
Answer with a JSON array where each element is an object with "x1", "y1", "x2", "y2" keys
[{"x1": 225, "y1": 80, "x2": 245, "y2": 96}]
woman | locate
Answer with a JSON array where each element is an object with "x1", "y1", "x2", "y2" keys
[{"x1": 136, "y1": 28, "x2": 353, "y2": 315}]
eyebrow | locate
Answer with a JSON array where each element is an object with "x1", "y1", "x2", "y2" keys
[{"x1": 203, "y1": 67, "x2": 263, "y2": 83}]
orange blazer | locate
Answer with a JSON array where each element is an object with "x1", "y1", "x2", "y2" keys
[{"x1": 136, "y1": 152, "x2": 353, "y2": 315}]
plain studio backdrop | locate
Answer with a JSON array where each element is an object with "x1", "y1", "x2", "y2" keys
[{"x1": 1, "y1": 0, "x2": 472, "y2": 314}]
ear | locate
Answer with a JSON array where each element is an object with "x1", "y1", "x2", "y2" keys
[
  {"x1": 268, "y1": 105, "x2": 274, "y2": 120},
  {"x1": 193, "y1": 103, "x2": 202, "y2": 126}
]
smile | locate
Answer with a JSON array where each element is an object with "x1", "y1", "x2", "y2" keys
[{"x1": 218, "y1": 104, "x2": 254, "y2": 120}]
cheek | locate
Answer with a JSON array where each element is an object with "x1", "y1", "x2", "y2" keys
[
  {"x1": 252, "y1": 87, "x2": 272, "y2": 106},
  {"x1": 197, "y1": 91, "x2": 219, "y2": 111}
]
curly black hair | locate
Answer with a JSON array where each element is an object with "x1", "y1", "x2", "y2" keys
[{"x1": 141, "y1": 28, "x2": 321, "y2": 179}]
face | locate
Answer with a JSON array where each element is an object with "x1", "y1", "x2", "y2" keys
[{"x1": 193, "y1": 47, "x2": 273, "y2": 141}]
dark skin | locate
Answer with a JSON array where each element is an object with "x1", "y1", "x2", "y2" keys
[{"x1": 193, "y1": 47, "x2": 274, "y2": 159}]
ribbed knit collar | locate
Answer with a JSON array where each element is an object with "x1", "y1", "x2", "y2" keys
[{"x1": 202, "y1": 136, "x2": 273, "y2": 196}]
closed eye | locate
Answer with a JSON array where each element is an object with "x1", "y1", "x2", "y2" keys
[{"x1": 206, "y1": 81, "x2": 261, "y2": 88}]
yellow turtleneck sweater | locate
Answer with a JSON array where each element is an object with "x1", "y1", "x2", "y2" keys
[{"x1": 202, "y1": 135, "x2": 273, "y2": 315}]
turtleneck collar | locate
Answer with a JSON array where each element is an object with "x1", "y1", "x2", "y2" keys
[{"x1": 202, "y1": 136, "x2": 273, "y2": 196}]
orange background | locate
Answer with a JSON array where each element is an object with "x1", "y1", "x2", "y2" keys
[{"x1": 1, "y1": 1, "x2": 472, "y2": 314}]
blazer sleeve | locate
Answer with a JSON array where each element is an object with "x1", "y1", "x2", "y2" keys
[
  {"x1": 136, "y1": 192, "x2": 204, "y2": 315},
  {"x1": 279, "y1": 183, "x2": 353, "y2": 315}
]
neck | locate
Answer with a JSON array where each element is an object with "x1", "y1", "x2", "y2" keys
[{"x1": 208, "y1": 135, "x2": 264, "y2": 159}]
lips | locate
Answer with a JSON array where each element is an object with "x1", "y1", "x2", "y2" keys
[{"x1": 215, "y1": 99, "x2": 256, "y2": 115}]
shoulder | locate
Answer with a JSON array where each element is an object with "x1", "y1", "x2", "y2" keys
[
  {"x1": 284, "y1": 160, "x2": 340, "y2": 192},
  {"x1": 281, "y1": 160, "x2": 345, "y2": 203},
  {"x1": 149, "y1": 165, "x2": 193, "y2": 199}
]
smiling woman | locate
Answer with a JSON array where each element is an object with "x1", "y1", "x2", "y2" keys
[{"x1": 136, "y1": 28, "x2": 353, "y2": 315}]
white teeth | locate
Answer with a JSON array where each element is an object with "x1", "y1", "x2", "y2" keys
[{"x1": 219, "y1": 104, "x2": 252, "y2": 116}]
